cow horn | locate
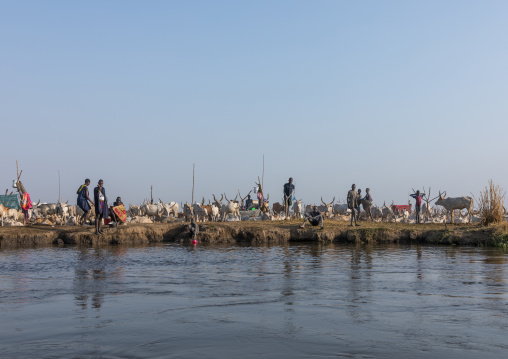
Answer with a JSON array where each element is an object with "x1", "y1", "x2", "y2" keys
[
  {"x1": 330, "y1": 197, "x2": 335, "y2": 206},
  {"x1": 234, "y1": 194, "x2": 238, "y2": 201},
  {"x1": 321, "y1": 197, "x2": 327, "y2": 206},
  {"x1": 213, "y1": 194, "x2": 218, "y2": 203},
  {"x1": 224, "y1": 194, "x2": 230, "y2": 203},
  {"x1": 202, "y1": 197, "x2": 205, "y2": 206}
]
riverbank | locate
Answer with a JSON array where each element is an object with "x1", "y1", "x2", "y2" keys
[{"x1": 1, "y1": 220, "x2": 508, "y2": 248}]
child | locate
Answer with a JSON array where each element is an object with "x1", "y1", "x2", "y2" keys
[{"x1": 410, "y1": 190, "x2": 425, "y2": 224}]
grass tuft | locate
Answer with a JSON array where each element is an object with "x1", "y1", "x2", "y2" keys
[{"x1": 476, "y1": 180, "x2": 506, "y2": 226}]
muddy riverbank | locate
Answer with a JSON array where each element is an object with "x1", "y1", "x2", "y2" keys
[{"x1": 1, "y1": 221, "x2": 508, "y2": 248}]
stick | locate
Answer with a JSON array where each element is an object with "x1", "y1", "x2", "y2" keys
[
  {"x1": 58, "y1": 170, "x2": 61, "y2": 203},
  {"x1": 262, "y1": 154, "x2": 264, "y2": 189},
  {"x1": 151, "y1": 185, "x2": 153, "y2": 204},
  {"x1": 192, "y1": 163, "x2": 195, "y2": 205}
]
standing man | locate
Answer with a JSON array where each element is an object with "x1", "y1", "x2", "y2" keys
[
  {"x1": 94, "y1": 179, "x2": 109, "y2": 235},
  {"x1": 355, "y1": 188, "x2": 362, "y2": 220},
  {"x1": 363, "y1": 188, "x2": 374, "y2": 221},
  {"x1": 283, "y1": 177, "x2": 295, "y2": 218},
  {"x1": 347, "y1": 184, "x2": 359, "y2": 226},
  {"x1": 410, "y1": 190, "x2": 425, "y2": 224}
]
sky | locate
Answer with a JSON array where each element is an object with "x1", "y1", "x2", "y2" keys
[{"x1": 1, "y1": 0, "x2": 507, "y2": 208}]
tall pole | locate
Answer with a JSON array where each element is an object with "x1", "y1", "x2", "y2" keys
[
  {"x1": 262, "y1": 154, "x2": 264, "y2": 189},
  {"x1": 151, "y1": 185, "x2": 153, "y2": 204},
  {"x1": 58, "y1": 170, "x2": 61, "y2": 203},
  {"x1": 192, "y1": 163, "x2": 195, "y2": 204}
]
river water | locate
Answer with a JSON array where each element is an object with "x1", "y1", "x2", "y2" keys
[{"x1": 1, "y1": 243, "x2": 507, "y2": 358}]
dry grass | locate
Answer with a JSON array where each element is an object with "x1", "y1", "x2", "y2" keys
[{"x1": 475, "y1": 180, "x2": 506, "y2": 226}]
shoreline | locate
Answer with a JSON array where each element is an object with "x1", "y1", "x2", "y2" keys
[{"x1": 1, "y1": 221, "x2": 508, "y2": 248}]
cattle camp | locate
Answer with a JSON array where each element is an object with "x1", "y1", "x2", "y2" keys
[{"x1": 1, "y1": 162, "x2": 506, "y2": 232}]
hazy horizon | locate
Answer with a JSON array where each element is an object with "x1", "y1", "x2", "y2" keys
[{"x1": 1, "y1": 0, "x2": 507, "y2": 208}]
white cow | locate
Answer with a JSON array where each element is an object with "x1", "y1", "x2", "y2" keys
[
  {"x1": 159, "y1": 201, "x2": 179, "y2": 217},
  {"x1": 183, "y1": 203, "x2": 193, "y2": 222},
  {"x1": 210, "y1": 203, "x2": 221, "y2": 222},
  {"x1": 333, "y1": 203, "x2": 350, "y2": 216},
  {"x1": 318, "y1": 197, "x2": 335, "y2": 218},
  {"x1": 221, "y1": 194, "x2": 241, "y2": 221},
  {"x1": 371, "y1": 206, "x2": 383, "y2": 220},
  {"x1": 192, "y1": 203, "x2": 208, "y2": 222},
  {"x1": 292, "y1": 200, "x2": 303, "y2": 219},
  {"x1": 382, "y1": 202, "x2": 394, "y2": 221},
  {"x1": 435, "y1": 191, "x2": 474, "y2": 224},
  {"x1": 140, "y1": 203, "x2": 160, "y2": 219}
]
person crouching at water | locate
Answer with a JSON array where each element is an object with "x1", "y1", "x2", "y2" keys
[
  {"x1": 300, "y1": 205, "x2": 324, "y2": 229},
  {"x1": 94, "y1": 179, "x2": 109, "y2": 234},
  {"x1": 189, "y1": 217, "x2": 199, "y2": 240},
  {"x1": 77, "y1": 179, "x2": 94, "y2": 225}
]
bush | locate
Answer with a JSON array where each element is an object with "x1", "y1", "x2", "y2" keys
[{"x1": 476, "y1": 180, "x2": 506, "y2": 226}]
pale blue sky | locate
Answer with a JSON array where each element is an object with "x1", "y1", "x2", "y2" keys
[{"x1": 1, "y1": 0, "x2": 507, "y2": 207}]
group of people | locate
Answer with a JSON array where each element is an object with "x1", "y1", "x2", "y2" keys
[
  {"x1": 298, "y1": 181, "x2": 375, "y2": 228},
  {"x1": 295, "y1": 179, "x2": 424, "y2": 228},
  {"x1": 74, "y1": 177, "x2": 427, "y2": 238},
  {"x1": 76, "y1": 179, "x2": 123, "y2": 235}
]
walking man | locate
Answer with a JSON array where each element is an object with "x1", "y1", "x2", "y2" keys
[
  {"x1": 77, "y1": 179, "x2": 94, "y2": 226},
  {"x1": 347, "y1": 184, "x2": 359, "y2": 226}
]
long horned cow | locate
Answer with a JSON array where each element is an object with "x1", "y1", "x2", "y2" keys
[
  {"x1": 318, "y1": 197, "x2": 335, "y2": 218},
  {"x1": 434, "y1": 191, "x2": 474, "y2": 224},
  {"x1": 211, "y1": 194, "x2": 223, "y2": 222},
  {"x1": 221, "y1": 193, "x2": 241, "y2": 222}
]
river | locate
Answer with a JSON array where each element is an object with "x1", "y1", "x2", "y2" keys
[{"x1": 1, "y1": 243, "x2": 507, "y2": 358}]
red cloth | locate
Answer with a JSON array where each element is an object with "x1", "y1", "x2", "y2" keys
[
  {"x1": 21, "y1": 192, "x2": 32, "y2": 210},
  {"x1": 112, "y1": 204, "x2": 127, "y2": 222}
]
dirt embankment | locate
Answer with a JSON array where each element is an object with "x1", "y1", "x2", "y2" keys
[{"x1": 1, "y1": 221, "x2": 508, "y2": 248}]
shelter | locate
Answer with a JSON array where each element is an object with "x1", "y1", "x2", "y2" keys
[{"x1": 0, "y1": 194, "x2": 20, "y2": 209}]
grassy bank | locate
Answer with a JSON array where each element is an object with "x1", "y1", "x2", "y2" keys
[{"x1": 1, "y1": 220, "x2": 508, "y2": 248}]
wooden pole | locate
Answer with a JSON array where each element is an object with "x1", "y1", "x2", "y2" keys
[
  {"x1": 192, "y1": 163, "x2": 195, "y2": 204},
  {"x1": 151, "y1": 185, "x2": 153, "y2": 204},
  {"x1": 262, "y1": 154, "x2": 264, "y2": 189}
]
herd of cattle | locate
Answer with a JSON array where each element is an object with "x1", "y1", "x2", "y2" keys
[{"x1": 1, "y1": 190, "x2": 505, "y2": 227}]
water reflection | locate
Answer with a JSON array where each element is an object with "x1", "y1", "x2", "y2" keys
[
  {"x1": 73, "y1": 247, "x2": 126, "y2": 310},
  {"x1": 1, "y1": 243, "x2": 508, "y2": 359},
  {"x1": 345, "y1": 244, "x2": 374, "y2": 324}
]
